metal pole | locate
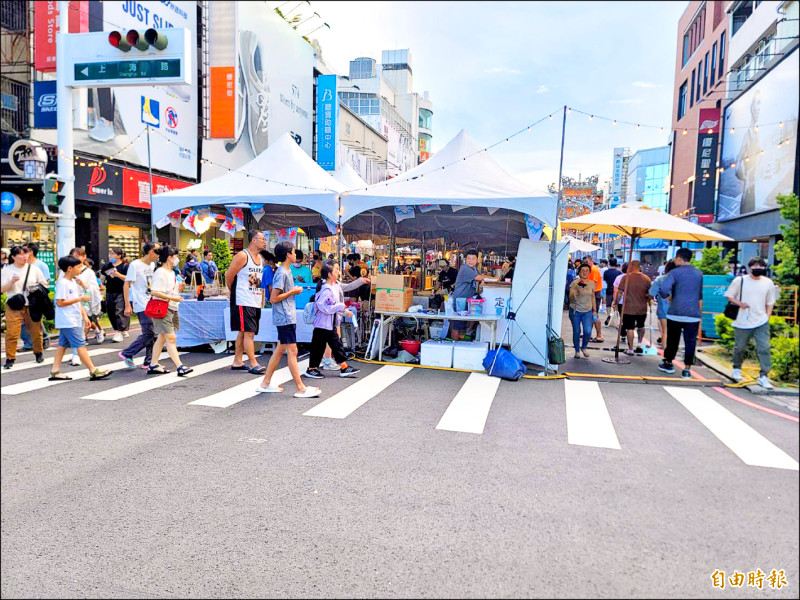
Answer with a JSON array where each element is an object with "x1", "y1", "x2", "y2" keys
[
  {"x1": 545, "y1": 105, "x2": 568, "y2": 372},
  {"x1": 147, "y1": 124, "x2": 157, "y2": 243},
  {"x1": 55, "y1": 0, "x2": 75, "y2": 259}
]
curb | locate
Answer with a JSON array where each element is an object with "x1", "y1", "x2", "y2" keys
[{"x1": 695, "y1": 349, "x2": 799, "y2": 398}]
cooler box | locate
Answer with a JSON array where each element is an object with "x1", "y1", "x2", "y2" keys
[
  {"x1": 421, "y1": 340, "x2": 455, "y2": 368},
  {"x1": 453, "y1": 341, "x2": 488, "y2": 371}
]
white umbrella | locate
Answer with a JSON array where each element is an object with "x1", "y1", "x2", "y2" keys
[{"x1": 562, "y1": 234, "x2": 601, "y2": 253}]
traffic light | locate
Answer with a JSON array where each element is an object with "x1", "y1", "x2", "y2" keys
[
  {"x1": 43, "y1": 174, "x2": 66, "y2": 210},
  {"x1": 108, "y1": 29, "x2": 168, "y2": 52}
]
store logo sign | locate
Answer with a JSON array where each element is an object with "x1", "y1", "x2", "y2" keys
[{"x1": 87, "y1": 166, "x2": 113, "y2": 196}]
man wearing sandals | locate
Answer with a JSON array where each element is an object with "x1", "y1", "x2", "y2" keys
[
  {"x1": 227, "y1": 230, "x2": 267, "y2": 374},
  {"x1": 48, "y1": 255, "x2": 111, "y2": 382},
  {"x1": 256, "y1": 241, "x2": 321, "y2": 398}
]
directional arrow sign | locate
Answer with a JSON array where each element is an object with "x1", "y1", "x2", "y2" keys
[{"x1": 79, "y1": 66, "x2": 89, "y2": 78}]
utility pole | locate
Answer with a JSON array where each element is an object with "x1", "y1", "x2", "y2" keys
[
  {"x1": 55, "y1": 0, "x2": 75, "y2": 258},
  {"x1": 147, "y1": 124, "x2": 157, "y2": 242}
]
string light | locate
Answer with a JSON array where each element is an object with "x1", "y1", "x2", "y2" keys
[
  {"x1": 780, "y1": 122, "x2": 784, "y2": 128},
  {"x1": 730, "y1": 128, "x2": 735, "y2": 134},
  {"x1": 612, "y1": 120, "x2": 617, "y2": 126},
  {"x1": 589, "y1": 115, "x2": 593, "y2": 120},
  {"x1": 636, "y1": 124, "x2": 640, "y2": 130},
  {"x1": 682, "y1": 129, "x2": 688, "y2": 135}
]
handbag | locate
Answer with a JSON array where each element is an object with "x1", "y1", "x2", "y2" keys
[
  {"x1": 144, "y1": 297, "x2": 169, "y2": 319},
  {"x1": 5, "y1": 265, "x2": 31, "y2": 311},
  {"x1": 723, "y1": 276, "x2": 743, "y2": 320}
]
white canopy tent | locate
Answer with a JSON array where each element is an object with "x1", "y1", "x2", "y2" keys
[
  {"x1": 152, "y1": 132, "x2": 343, "y2": 223},
  {"x1": 562, "y1": 235, "x2": 601, "y2": 254},
  {"x1": 339, "y1": 129, "x2": 556, "y2": 226},
  {"x1": 332, "y1": 163, "x2": 369, "y2": 189}
]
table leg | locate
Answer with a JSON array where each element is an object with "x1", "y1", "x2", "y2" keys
[
  {"x1": 491, "y1": 322, "x2": 497, "y2": 350},
  {"x1": 378, "y1": 316, "x2": 384, "y2": 362}
]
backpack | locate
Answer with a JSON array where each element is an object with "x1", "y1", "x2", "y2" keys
[{"x1": 302, "y1": 298, "x2": 317, "y2": 324}]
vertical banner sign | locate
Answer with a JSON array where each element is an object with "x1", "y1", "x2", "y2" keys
[
  {"x1": 34, "y1": 1, "x2": 58, "y2": 72},
  {"x1": 694, "y1": 107, "x2": 720, "y2": 219},
  {"x1": 208, "y1": 0, "x2": 236, "y2": 138},
  {"x1": 33, "y1": 81, "x2": 58, "y2": 128},
  {"x1": 316, "y1": 74, "x2": 337, "y2": 170}
]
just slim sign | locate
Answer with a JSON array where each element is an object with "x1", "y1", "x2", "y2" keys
[
  {"x1": 316, "y1": 74, "x2": 337, "y2": 171},
  {"x1": 694, "y1": 107, "x2": 720, "y2": 220}
]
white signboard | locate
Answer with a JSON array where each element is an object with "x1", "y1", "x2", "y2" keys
[{"x1": 201, "y1": 2, "x2": 313, "y2": 180}]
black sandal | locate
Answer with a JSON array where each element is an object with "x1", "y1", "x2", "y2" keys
[
  {"x1": 147, "y1": 365, "x2": 170, "y2": 375},
  {"x1": 230, "y1": 365, "x2": 249, "y2": 371},
  {"x1": 248, "y1": 365, "x2": 267, "y2": 375},
  {"x1": 177, "y1": 365, "x2": 194, "y2": 377},
  {"x1": 48, "y1": 372, "x2": 72, "y2": 381}
]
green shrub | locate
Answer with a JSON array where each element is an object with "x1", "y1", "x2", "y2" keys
[
  {"x1": 692, "y1": 246, "x2": 730, "y2": 275},
  {"x1": 211, "y1": 238, "x2": 232, "y2": 281},
  {"x1": 713, "y1": 314, "x2": 796, "y2": 365},
  {"x1": 771, "y1": 336, "x2": 799, "y2": 383}
]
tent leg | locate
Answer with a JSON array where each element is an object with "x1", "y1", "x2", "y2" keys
[{"x1": 603, "y1": 232, "x2": 636, "y2": 365}]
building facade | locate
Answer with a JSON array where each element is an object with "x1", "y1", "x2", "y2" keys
[{"x1": 625, "y1": 146, "x2": 671, "y2": 211}]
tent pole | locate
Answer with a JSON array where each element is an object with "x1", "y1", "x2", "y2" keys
[
  {"x1": 605, "y1": 230, "x2": 636, "y2": 364},
  {"x1": 545, "y1": 105, "x2": 568, "y2": 374}
]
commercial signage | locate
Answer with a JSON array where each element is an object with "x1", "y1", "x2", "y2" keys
[
  {"x1": 208, "y1": 1, "x2": 236, "y2": 139},
  {"x1": 694, "y1": 107, "x2": 720, "y2": 219},
  {"x1": 30, "y1": 1, "x2": 198, "y2": 180},
  {"x1": 316, "y1": 75, "x2": 338, "y2": 171},
  {"x1": 34, "y1": 81, "x2": 58, "y2": 129},
  {"x1": 1, "y1": 191, "x2": 22, "y2": 213},
  {"x1": 122, "y1": 168, "x2": 192, "y2": 209},
  {"x1": 34, "y1": 1, "x2": 58, "y2": 72},
  {"x1": 718, "y1": 50, "x2": 799, "y2": 221},
  {"x1": 201, "y1": 3, "x2": 313, "y2": 180}
]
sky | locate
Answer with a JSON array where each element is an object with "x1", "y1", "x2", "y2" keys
[{"x1": 298, "y1": 0, "x2": 688, "y2": 191}]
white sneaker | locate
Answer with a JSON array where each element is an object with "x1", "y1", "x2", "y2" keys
[
  {"x1": 88, "y1": 117, "x2": 115, "y2": 142},
  {"x1": 123, "y1": 331, "x2": 130, "y2": 338},
  {"x1": 96, "y1": 330, "x2": 105, "y2": 343},
  {"x1": 112, "y1": 332, "x2": 124, "y2": 343},
  {"x1": 757, "y1": 375, "x2": 774, "y2": 390},
  {"x1": 70, "y1": 355, "x2": 81, "y2": 367},
  {"x1": 731, "y1": 368, "x2": 743, "y2": 382},
  {"x1": 321, "y1": 358, "x2": 340, "y2": 371}
]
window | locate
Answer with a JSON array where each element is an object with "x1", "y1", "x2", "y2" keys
[
  {"x1": 681, "y1": 5, "x2": 707, "y2": 67},
  {"x1": 696, "y1": 57, "x2": 703, "y2": 102},
  {"x1": 690, "y1": 70, "x2": 696, "y2": 107},
  {"x1": 732, "y1": 1, "x2": 754, "y2": 36},
  {"x1": 678, "y1": 81, "x2": 688, "y2": 119},
  {"x1": 711, "y1": 42, "x2": 717, "y2": 85},
  {"x1": 703, "y1": 51, "x2": 709, "y2": 94},
  {"x1": 719, "y1": 32, "x2": 726, "y2": 78},
  {"x1": 682, "y1": 34, "x2": 691, "y2": 66}
]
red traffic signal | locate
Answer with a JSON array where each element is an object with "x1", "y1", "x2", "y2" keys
[{"x1": 108, "y1": 31, "x2": 131, "y2": 52}]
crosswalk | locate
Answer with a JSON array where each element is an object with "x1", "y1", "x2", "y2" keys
[{"x1": 2, "y1": 350, "x2": 797, "y2": 471}]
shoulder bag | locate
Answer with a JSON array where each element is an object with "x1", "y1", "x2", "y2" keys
[
  {"x1": 723, "y1": 276, "x2": 743, "y2": 320},
  {"x1": 144, "y1": 272, "x2": 172, "y2": 319},
  {"x1": 6, "y1": 265, "x2": 31, "y2": 311}
]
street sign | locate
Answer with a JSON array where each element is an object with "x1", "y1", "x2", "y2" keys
[{"x1": 64, "y1": 28, "x2": 190, "y2": 87}]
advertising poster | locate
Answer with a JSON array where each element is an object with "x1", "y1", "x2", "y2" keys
[
  {"x1": 202, "y1": 1, "x2": 313, "y2": 180},
  {"x1": 30, "y1": 0, "x2": 198, "y2": 180},
  {"x1": 718, "y1": 52, "x2": 798, "y2": 221},
  {"x1": 694, "y1": 107, "x2": 720, "y2": 219},
  {"x1": 316, "y1": 74, "x2": 338, "y2": 170}
]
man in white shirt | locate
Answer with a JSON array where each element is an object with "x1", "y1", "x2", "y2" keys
[
  {"x1": 725, "y1": 256, "x2": 778, "y2": 389},
  {"x1": 120, "y1": 242, "x2": 160, "y2": 369},
  {"x1": 2, "y1": 246, "x2": 48, "y2": 368}
]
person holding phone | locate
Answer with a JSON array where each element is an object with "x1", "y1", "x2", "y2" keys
[{"x1": 568, "y1": 263, "x2": 597, "y2": 359}]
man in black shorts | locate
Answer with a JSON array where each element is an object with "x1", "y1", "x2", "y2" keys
[
  {"x1": 226, "y1": 230, "x2": 267, "y2": 373},
  {"x1": 617, "y1": 260, "x2": 652, "y2": 355}
]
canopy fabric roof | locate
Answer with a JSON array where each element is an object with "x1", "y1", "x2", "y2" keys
[
  {"x1": 340, "y1": 129, "x2": 557, "y2": 226},
  {"x1": 152, "y1": 133, "x2": 343, "y2": 223},
  {"x1": 332, "y1": 163, "x2": 368, "y2": 189},
  {"x1": 561, "y1": 201, "x2": 733, "y2": 242},
  {"x1": 1, "y1": 214, "x2": 37, "y2": 232},
  {"x1": 562, "y1": 235, "x2": 601, "y2": 253}
]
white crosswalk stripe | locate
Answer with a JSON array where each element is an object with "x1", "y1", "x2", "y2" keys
[
  {"x1": 436, "y1": 373, "x2": 501, "y2": 434},
  {"x1": 3, "y1": 348, "x2": 118, "y2": 373},
  {"x1": 188, "y1": 360, "x2": 310, "y2": 408},
  {"x1": 564, "y1": 380, "x2": 621, "y2": 449},
  {"x1": 82, "y1": 356, "x2": 234, "y2": 401},
  {"x1": 665, "y1": 386, "x2": 798, "y2": 471},
  {"x1": 303, "y1": 365, "x2": 412, "y2": 419}
]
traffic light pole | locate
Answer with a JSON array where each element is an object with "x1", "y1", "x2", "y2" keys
[
  {"x1": 55, "y1": 0, "x2": 76, "y2": 259},
  {"x1": 147, "y1": 124, "x2": 157, "y2": 243}
]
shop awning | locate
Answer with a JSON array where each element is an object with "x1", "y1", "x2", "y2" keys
[{"x1": 1, "y1": 213, "x2": 37, "y2": 232}]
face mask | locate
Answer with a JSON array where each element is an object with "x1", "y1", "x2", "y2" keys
[
  {"x1": 109, "y1": 257, "x2": 117, "y2": 264},
  {"x1": 751, "y1": 268, "x2": 767, "y2": 277}
]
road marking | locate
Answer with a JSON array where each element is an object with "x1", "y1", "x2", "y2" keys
[
  {"x1": 665, "y1": 386, "x2": 799, "y2": 471},
  {"x1": 303, "y1": 365, "x2": 412, "y2": 419},
  {"x1": 435, "y1": 373, "x2": 501, "y2": 434},
  {"x1": 81, "y1": 356, "x2": 233, "y2": 401},
  {"x1": 188, "y1": 360, "x2": 309, "y2": 408},
  {"x1": 3, "y1": 348, "x2": 118, "y2": 373},
  {"x1": 564, "y1": 380, "x2": 621, "y2": 449}
]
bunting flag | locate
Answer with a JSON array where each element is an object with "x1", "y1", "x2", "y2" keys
[
  {"x1": 321, "y1": 215, "x2": 338, "y2": 236},
  {"x1": 250, "y1": 203, "x2": 266, "y2": 221},
  {"x1": 227, "y1": 207, "x2": 246, "y2": 232},
  {"x1": 419, "y1": 204, "x2": 440, "y2": 213},
  {"x1": 195, "y1": 205, "x2": 212, "y2": 219},
  {"x1": 155, "y1": 210, "x2": 181, "y2": 229},
  {"x1": 525, "y1": 214, "x2": 544, "y2": 241},
  {"x1": 395, "y1": 205, "x2": 415, "y2": 223},
  {"x1": 451, "y1": 205, "x2": 470, "y2": 212},
  {"x1": 182, "y1": 210, "x2": 199, "y2": 234},
  {"x1": 276, "y1": 227, "x2": 298, "y2": 243},
  {"x1": 220, "y1": 217, "x2": 237, "y2": 236},
  {"x1": 487, "y1": 207, "x2": 500, "y2": 215}
]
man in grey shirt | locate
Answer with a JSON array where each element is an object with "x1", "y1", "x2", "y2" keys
[{"x1": 451, "y1": 249, "x2": 486, "y2": 340}]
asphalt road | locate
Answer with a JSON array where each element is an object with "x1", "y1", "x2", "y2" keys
[{"x1": 2, "y1": 345, "x2": 798, "y2": 598}]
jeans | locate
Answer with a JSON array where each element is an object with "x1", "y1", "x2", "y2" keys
[
  {"x1": 664, "y1": 319, "x2": 699, "y2": 366},
  {"x1": 20, "y1": 321, "x2": 50, "y2": 349},
  {"x1": 569, "y1": 308, "x2": 593, "y2": 352},
  {"x1": 733, "y1": 322, "x2": 771, "y2": 376},
  {"x1": 121, "y1": 311, "x2": 156, "y2": 365}
]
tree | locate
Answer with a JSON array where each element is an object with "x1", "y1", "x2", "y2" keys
[
  {"x1": 691, "y1": 246, "x2": 729, "y2": 275},
  {"x1": 773, "y1": 192, "x2": 799, "y2": 286},
  {"x1": 210, "y1": 238, "x2": 232, "y2": 281}
]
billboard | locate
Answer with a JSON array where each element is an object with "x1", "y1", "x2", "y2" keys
[
  {"x1": 33, "y1": 81, "x2": 58, "y2": 128},
  {"x1": 693, "y1": 107, "x2": 720, "y2": 217},
  {"x1": 718, "y1": 51, "x2": 798, "y2": 221},
  {"x1": 316, "y1": 75, "x2": 338, "y2": 170},
  {"x1": 31, "y1": 1, "x2": 198, "y2": 180},
  {"x1": 201, "y1": 2, "x2": 314, "y2": 180}
]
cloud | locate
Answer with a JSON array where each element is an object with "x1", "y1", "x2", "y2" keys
[
  {"x1": 632, "y1": 81, "x2": 662, "y2": 88},
  {"x1": 484, "y1": 66, "x2": 521, "y2": 75},
  {"x1": 609, "y1": 98, "x2": 642, "y2": 104},
  {"x1": 535, "y1": 84, "x2": 549, "y2": 94}
]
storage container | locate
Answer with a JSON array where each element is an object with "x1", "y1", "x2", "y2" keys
[
  {"x1": 420, "y1": 340, "x2": 455, "y2": 368},
  {"x1": 453, "y1": 341, "x2": 489, "y2": 371},
  {"x1": 429, "y1": 321, "x2": 446, "y2": 339}
]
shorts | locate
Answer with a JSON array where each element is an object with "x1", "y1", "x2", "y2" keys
[
  {"x1": 621, "y1": 313, "x2": 646, "y2": 333},
  {"x1": 276, "y1": 324, "x2": 297, "y2": 345},
  {"x1": 605, "y1": 292, "x2": 615, "y2": 307},
  {"x1": 154, "y1": 309, "x2": 180, "y2": 335},
  {"x1": 58, "y1": 326, "x2": 87, "y2": 349},
  {"x1": 231, "y1": 305, "x2": 261, "y2": 334},
  {"x1": 594, "y1": 291, "x2": 602, "y2": 307}
]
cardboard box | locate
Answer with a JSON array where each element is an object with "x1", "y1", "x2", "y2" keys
[
  {"x1": 375, "y1": 288, "x2": 414, "y2": 313},
  {"x1": 372, "y1": 274, "x2": 405, "y2": 290}
]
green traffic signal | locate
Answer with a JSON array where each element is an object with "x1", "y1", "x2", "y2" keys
[{"x1": 43, "y1": 177, "x2": 65, "y2": 209}]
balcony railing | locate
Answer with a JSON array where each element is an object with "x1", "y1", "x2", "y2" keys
[{"x1": 0, "y1": 0, "x2": 27, "y2": 32}]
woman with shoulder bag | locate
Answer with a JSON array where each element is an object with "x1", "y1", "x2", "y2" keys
[
  {"x1": 146, "y1": 246, "x2": 193, "y2": 376},
  {"x1": 101, "y1": 247, "x2": 130, "y2": 342}
]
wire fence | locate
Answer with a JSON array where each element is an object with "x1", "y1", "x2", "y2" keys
[{"x1": 775, "y1": 286, "x2": 798, "y2": 324}]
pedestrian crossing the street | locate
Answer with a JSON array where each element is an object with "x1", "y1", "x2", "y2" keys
[
  {"x1": 1, "y1": 352, "x2": 797, "y2": 470},
  {"x1": 4, "y1": 348, "x2": 119, "y2": 373}
]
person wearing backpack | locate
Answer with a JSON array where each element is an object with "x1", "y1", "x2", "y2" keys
[{"x1": 302, "y1": 261, "x2": 360, "y2": 380}]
